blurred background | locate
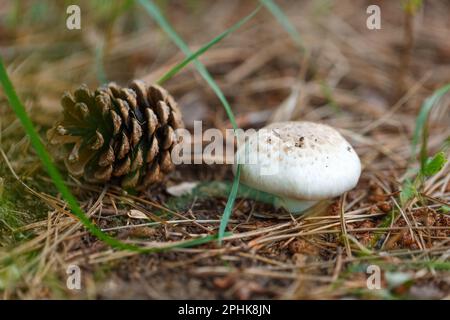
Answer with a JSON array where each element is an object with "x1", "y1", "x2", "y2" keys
[{"x1": 1, "y1": 1, "x2": 448, "y2": 129}]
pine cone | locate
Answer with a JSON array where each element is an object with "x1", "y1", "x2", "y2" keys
[{"x1": 47, "y1": 80, "x2": 184, "y2": 189}]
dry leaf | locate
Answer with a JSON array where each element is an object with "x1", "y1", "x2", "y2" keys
[
  {"x1": 166, "y1": 181, "x2": 199, "y2": 197},
  {"x1": 127, "y1": 209, "x2": 150, "y2": 220}
]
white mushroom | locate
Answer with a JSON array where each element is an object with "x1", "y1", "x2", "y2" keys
[{"x1": 233, "y1": 121, "x2": 361, "y2": 213}]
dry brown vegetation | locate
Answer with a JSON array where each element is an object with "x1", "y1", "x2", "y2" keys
[{"x1": 0, "y1": 0, "x2": 449, "y2": 299}]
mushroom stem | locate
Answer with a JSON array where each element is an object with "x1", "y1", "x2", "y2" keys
[{"x1": 275, "y1": 197, "x2": 318, "y2": 214}]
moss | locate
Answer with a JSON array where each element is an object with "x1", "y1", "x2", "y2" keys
[{"x1": 0, "y1": 163, "x2": 50, "y2": 246}]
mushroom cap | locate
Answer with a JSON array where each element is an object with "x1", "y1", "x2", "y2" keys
[{"x1": 233, "y1": 121, "x2": 361, "y2": 200}]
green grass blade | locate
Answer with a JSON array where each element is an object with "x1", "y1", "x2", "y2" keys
[
  {"x1": 157, "y1": 7, "x2": 260, "y2": 85},
  {"x1": 260, "y1": 0, "x2": 304, "y2": 52},
  {"x1": 410, "y1": 83, "x2": 450, "y2": 167},
  {"x1": 138, "y1": 0, "x2": 245, "y2": 130},
  {"x1": 95, "y1": 39, "x2": 108, "y2": 83},
  {"x1": 138, "y1": 0, "x2": 251, "y2": 243},
  {"x1": 0, "y1": 57, "x2": 217, "y2": 254},
  {"x1": 218, "y1": 164, "x2": 240, "y2": 244}
]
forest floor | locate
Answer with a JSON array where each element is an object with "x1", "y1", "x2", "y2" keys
[{"x1": 0, "y1": 0, "x2": 449, "y2": 299}]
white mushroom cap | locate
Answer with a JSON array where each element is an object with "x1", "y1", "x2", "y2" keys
[{"x1": 233, "y1": 121, "x2": 361, "y2": 208}]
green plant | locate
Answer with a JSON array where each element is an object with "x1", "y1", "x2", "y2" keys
[
  {"x1": 400, "y1": 83, "x2": 450, "y2": 205},
  {"x1": 259, "y1": 0, "x2": 304, "y2": 52}
]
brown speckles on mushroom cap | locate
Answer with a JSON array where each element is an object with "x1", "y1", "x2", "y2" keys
[{"x1": 233, "y1": 121, "x2": 361, "y2": 201}]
